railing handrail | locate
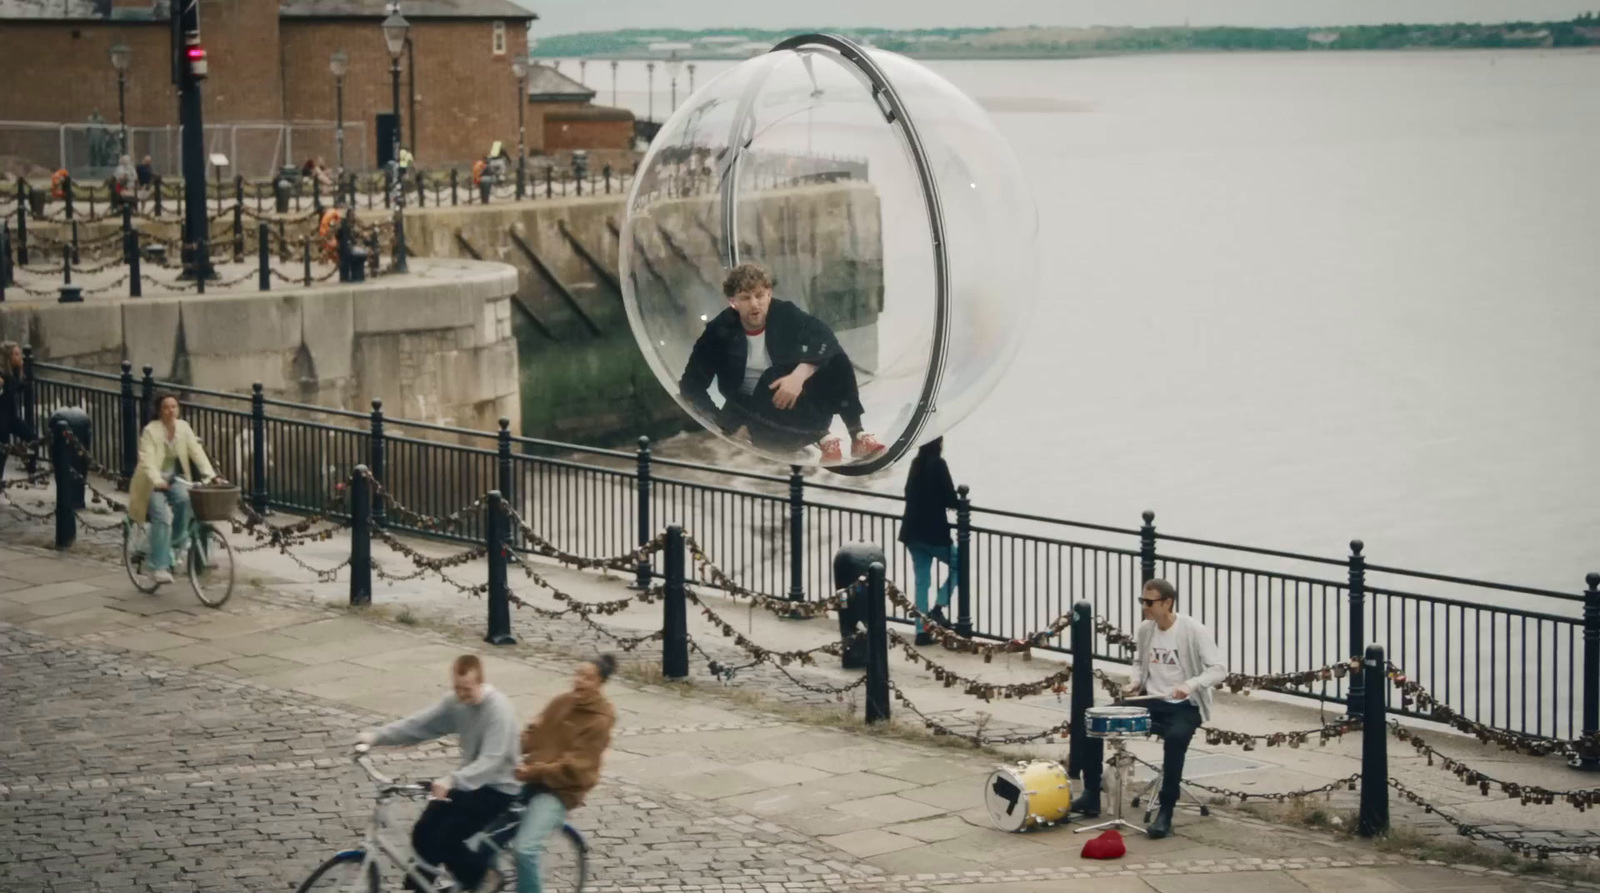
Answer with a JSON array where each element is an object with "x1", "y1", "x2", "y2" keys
[{"x1": 24, "y1": 361, "x2": 1588, "y2": 607}]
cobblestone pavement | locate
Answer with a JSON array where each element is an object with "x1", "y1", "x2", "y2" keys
[{"x1": 4, "y1": 490, "x2": 1598, "y2": 892}]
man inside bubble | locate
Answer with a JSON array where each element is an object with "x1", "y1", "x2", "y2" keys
[{"x1": 680, "y1": 263, "x2": 885, "y2": 464}]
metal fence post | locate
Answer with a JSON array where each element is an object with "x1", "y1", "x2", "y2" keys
[
  {"x1": 1067, "y1": 600, "x2": 1098, "y2": 782},
  {"x1": 301, "y1": 235, "x2": 311, "y2": 286},
  {"x1": 15, "y1": 180, "x2": 28, "y2": 265},
  {"x1": 1575, "y1": 573, "x2": 1600, "y2": 772},
  {"x1": 865, "y1": 560, "x2": 890, "y2": 723},
  {"x1": 955, "y1": 484, "x2": 973, "y2": 637},
  {"x1": 663, "y1": 525, "x2": 688, "y2": 679},
  {"x1": 497, "y1": 417, "x2": 514, "y2": 547},
  {"x1": 153, "y1": 175, "x2": 163, "y2": 217},
  {"x1": 788, "y1": 465, "x2": 805, "y2": 602},
  {"x1": 450, "y1": 168, "x2": 458, "y2": 206},
  {"x1": 258, "y1": 222, "x2": 270, "y2": 291},
  {"x1": 1139, "y1": 510, "x2": 1157, "y2": 583},
  {"x1": 250, "y1": 382, "x2": 268, "y2": 514},
  {"x1": 63, "y1": 173, "x2": 73, "y2": 220},
  {"x1": 233, "y1": 176, "x2": 244, "y2": 262},
  {"x1": 128, "y1": 226, "x2": 141, "y2": 298},
  {"x1": 369, "y1": 399, "x2": 386, "y2": 528},
  {"x1": 138, "y1": 364, "x2": 155, "y2": 428},
  {"x1": 1358, "y1": 643, "x2": 1389, "y2": 837},
  {"x1": 118, "y1": 361, "x2": 136, "y2": 488},
  {"x1": 485, "y1": 490, "x2": 516, "y2": 646},
  {"x1": 349, "y1": 465, "x2": 372, "y2": 606},
  {"x1": 1346, "y1": 540, "x2": 1367, "y2": 714},
  {"x1": 634, "y1": 436, "x2": 652, "y2": 588},
  {"x1": 22, "y1": 346, "x2": 38, "y2": 473},
  {"x1": 121, "y1": 200, "x2": 135, "y2": 265},
  {"x1": 51, "y1": 420, "x2": 77, "y2": 549}
]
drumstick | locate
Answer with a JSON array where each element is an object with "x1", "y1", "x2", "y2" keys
[{"x1": 1117, "y1": 694, "x2": 1167, "y2": 702}]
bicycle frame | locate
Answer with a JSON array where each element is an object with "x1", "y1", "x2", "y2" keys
[{"x1": 348, "y1": 753, "x2": 450, "y2": 891}]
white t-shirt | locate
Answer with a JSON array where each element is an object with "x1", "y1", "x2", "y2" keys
[
  {"x1": 740, "y1": 330, "x2": 771, "y2": 396},
  {"x1": 1144, "y1": 624, "x2": 1189, "y2": 703}
]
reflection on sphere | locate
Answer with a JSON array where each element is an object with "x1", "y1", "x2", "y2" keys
[{"x1": 620, "y1": 35, "x2": 1037, "y2": 475}]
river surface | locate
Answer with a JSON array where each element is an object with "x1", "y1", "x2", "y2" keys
[{"x1": 563, "y1": 49, "x2": 1600, "y2": 597}]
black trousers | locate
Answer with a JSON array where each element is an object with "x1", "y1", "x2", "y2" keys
[
  {"x1": 722, "y1": 354, "x2": 866, "y2": 452},
  {"x1": 408, "y1": 785, "x2": 514, "y2": 890},
  {"x1": 1, "y1": 419, "x2": 37, "y2": 481},
  {"x1": 1081, "y1": 700, "x2": 1203, "y2": 811}
]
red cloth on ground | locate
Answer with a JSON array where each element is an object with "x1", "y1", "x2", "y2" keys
[{"x1": 1080, "y1": 829, "x2": 1126, "y2": 860}]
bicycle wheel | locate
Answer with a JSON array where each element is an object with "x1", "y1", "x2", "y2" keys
[
  {"x1": 490, "y1": 824, "x2": 587, "y2": 893},
  {"x1": 187, "y1": 523, "x2": 236, "y2": 608},
  {"x1": 122, "y1": 519, "x2": 160, "y2": 594},
  {"x1": 294, "y1": 851, "x2": 378, "y2": 893}
]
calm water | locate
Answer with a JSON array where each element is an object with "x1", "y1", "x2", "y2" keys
[{"x1": 578, "y1": 50, "x2": 1600, "y2": 596}]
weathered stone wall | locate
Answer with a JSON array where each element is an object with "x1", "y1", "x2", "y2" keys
[{"x1": 0, "y1": 258, "x2": 521, "y2": 435}]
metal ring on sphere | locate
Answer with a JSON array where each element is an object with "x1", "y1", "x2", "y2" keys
[{"x1": 703, "y1": 33, "x2": 949, "y2": 476}]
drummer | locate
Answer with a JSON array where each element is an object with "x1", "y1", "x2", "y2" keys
[{"x1": 1072, "y1": 578, "x2": 1226, "y2": 839}]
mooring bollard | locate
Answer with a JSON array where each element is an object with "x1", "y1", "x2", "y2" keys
[
  {"x1": 496, "y1": 417, "x2": 513, "y2": 547},
  {"x1": 58, "y1": 245, "x2": 81, "y2": 303},
  {"x1": 1346, "y1": 540, "x2": 1368, "y2": 714},
  {"x1": 1067, "y1": 600, "x2": 1098, "y2": 784},
  {"x1": 369, "y1": 399, "x2": 386, "y2": 527},
  {"x1": 1576, "y1": 573, "x2": 1600, "y2": 773},
  {"x1": 52, "y1": 420, "x2": 76, "y2": 549},
  {"x1": 485, "y1": 490, "x2": 516, "y2": 646},
  {"x1": 663, "y1": 525, "x2": 688, "y2": 679},
  {"x1": 349, "y1": 465, "x2": 372, "y2": 606},
  {"x1": 865, "y1": 561, "x2": 891, "y2": 723},
  {"x1": 1358, "y1": 643, "x2": 1390, "y2": 837},
  {"x1": 634, "y1": 436, "x2": 653, "y2": 589},
  {"x1": 956, "y1": 484, "x2": 973, "y2": 637}
]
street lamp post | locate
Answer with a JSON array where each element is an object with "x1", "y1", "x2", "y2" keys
[
  {"x1": 687, "y1": 62, "x2": 696, "y2": 95},
  {"x1": 665, "y1": 50, "x2": 683, "y2": 113},
  {"x1": 382, "y1": 6, "x2": 410, "y2": 273},
  {"x1": 578, "y1": 59, "x2": 586, "y2": 84},
  {"x1": 330, "y1": 50, "x2": 348, "y2": 175},
  {"x1": 646, "y1": 61, "x2": 656, "y2": 122},
  {"x1": 610, "y1": 59, "x2": 619, "y2": 106},
  {"x1": 511, "y1": 58, "x2": 527, "y2": 200},
  {"x1": 109, "y1": 43, "x2": 131, "y2": 155}
]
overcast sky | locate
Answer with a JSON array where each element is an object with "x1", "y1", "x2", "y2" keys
[{"x1": 523, "y1": 0, "x2": 1600, "y2": 34}]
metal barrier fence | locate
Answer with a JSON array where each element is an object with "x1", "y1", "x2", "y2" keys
[
  {"x1": 0, "y1": 121, "x2": 369, "y2": 180},
  {"x1": 19, "y1": 355, "x2": 1597, "y2": 745}
]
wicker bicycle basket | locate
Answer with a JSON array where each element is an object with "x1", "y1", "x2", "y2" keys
[{"x1": 188, "y1": 484, "x2": 241, "y2": 523}]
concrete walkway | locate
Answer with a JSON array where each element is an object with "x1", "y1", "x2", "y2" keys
[{"x1": 2, "y1": 486, "x2": 1596, "y2": 892}]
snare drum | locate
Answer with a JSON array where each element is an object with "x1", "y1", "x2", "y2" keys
[
  {"x1": 984, "y1": 760, "x2": 1074, "y2": 832},
  {"x1": 1085, "y1": 705, "x2": 1150, "y2": 739}
]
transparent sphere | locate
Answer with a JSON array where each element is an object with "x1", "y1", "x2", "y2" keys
[{"x1": 621, "y1": 34, "x2": 1037, "y2": 474}]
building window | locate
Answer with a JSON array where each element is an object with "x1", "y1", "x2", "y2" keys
[{"x1": 493, "y1": 21, "x2": 506, "y2": 55}]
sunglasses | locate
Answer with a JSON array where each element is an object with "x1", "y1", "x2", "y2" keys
[{"x1": 1139, "y1": 597, "x2": 1166, "y2": 606}]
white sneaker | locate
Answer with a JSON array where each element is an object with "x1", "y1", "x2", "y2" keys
[{"x1": 151, "y1": 569, "x2": 174, "y2": 584}]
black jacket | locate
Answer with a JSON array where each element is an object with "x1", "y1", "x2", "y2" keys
[
  {"x1": 900, "y1": 454, "x2": 958, "y2": 547},
  {"x1": 679, "y1": 299, "x2": 844, "y2": 432},
  {"x1": 0, "y1": 373, "x2": 23, "y2": 439}
]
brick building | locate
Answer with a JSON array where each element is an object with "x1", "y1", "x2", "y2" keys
[
  {"x1": 0, "y1": 0, "x2": 625, "y2": 176},
  {"x1": 525, "y1": 64, "x2": 633, "y2": 153}
]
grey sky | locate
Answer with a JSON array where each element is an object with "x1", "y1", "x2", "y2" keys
[{"x1": 523, "y1": 1, "x2": 1599, "y2": 34}]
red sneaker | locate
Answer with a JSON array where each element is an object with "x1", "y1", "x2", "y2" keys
[
  {"x1": 818, "y1": 436, "x2": 844, "y2": 464},
  {"x1": 851, "y1": 432, "x2": 886, "y2": 461}
]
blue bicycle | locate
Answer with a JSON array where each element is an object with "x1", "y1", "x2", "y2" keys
[{"x1": 295, "y1": 745, "x2": 587, "y2": 892}]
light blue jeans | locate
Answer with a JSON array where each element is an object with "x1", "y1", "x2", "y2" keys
[
  {"x1": 512, "y1": 792, "x2": 568, "y2": 893},
  {"x1": 908, "y1": 542, "x2": 958, "y2": 633},
  {"x1": 146, "y1": 474, "x2": 191, "y2": 572}
]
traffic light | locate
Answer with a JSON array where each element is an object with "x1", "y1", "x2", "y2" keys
[{"x1": 184, "y1": 32, "x2": 208, "y2": 81}]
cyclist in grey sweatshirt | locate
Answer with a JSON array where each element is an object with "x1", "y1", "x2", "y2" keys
[{"x1": 357, "y1": 654, "x2": 520, "y2": 893}]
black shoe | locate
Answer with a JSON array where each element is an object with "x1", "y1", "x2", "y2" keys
[
  {"x1": 1147, "y1": 807, "x2": 1174, "y2": 839},
  {"x1": 928, "y1": 605, "x2": 951, "y2": 629},
  {"x1": 1070, "y1": 789, "x2": 1101, "y2": 817},
  {"x1": 914, "y1": 631, "x2": 935, "y2": 646}
]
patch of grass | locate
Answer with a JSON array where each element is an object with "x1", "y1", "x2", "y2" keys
[{"x1": 395, "y1": 606, "x2": 418, "y2": 626}]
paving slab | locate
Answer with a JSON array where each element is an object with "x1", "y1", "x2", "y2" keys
[
  {"x1": 0, "y1": 579, "x2": 105, "y2": 604},
  {"x1": 0, "y1": 556, "x2": 110, "y2": 585},
  {"x1": 821, "y1": 827, "x2": 925, "y2": 858},
  {"x1": 1288, "y1": 868, "x2": 1409, "y2": 893},
  {"x1": 97, "y1": 628, "x2": 202, "y2": 653},
  {"x1": 1144, "y1": 870, "x2": 1314, "y2": 893},
  {"x1": 149, "y1": 641, "x2": 240, "y2": 667},
  {"x1": 21, "y1": 606, "x2": 138, "y2": 635},
  {"x1": 886, "y1": 815, "x2": 981, "y2": 843},
  {"x1": 831, "y1": 793, "x2": 951, "y2": 824}
]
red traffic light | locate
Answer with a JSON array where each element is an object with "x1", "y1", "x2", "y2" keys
[
  {"x1": 186, "y1": 46, "x2": 206, "y2": 60},
  {"x1": 184, "y1": 36, "x2": 209, "y2": 79}
]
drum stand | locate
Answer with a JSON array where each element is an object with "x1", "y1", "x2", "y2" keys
[
  {"x1": 1073, "y1": 737, "x2": 1145, "y2": 836},
  {"x1": 1132, "y1": 768, "x2": 1211, "y2": 822}
]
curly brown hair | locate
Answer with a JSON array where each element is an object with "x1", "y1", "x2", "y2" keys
[{"x1": 722, "y1": 262, "x2": 773, "y2": 298}]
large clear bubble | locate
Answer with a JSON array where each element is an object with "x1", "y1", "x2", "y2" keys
[{"x1": 620, "y1": 34, "x2": 1037, "y2": 475}]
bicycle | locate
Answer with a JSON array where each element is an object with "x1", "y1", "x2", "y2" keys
[
  {"x1": 122, "y1": 475, "x2": 237, "y2": 608},
  {"x1": 295, "y1": 744, "x2": 588, "y2": 892}
]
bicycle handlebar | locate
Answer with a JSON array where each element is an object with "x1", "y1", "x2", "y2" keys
[{"x1": 353, "y1": 744, "x2": 444, "y2": 800}]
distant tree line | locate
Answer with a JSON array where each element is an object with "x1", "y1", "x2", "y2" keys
[{"x1": 532, "y1": 15, "x2": 1600, "y2": 57}]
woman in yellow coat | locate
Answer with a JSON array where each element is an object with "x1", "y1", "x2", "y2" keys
[{"x1": 128, "y1": 392, "x2": 223, "y2": 583}]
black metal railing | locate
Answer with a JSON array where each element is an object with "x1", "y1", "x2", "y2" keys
[{"x1": 18, "y1": 354, "x2": 1595, "y2": 744}]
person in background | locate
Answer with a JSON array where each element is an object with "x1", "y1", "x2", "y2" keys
[
  {"x1": 507, "y1": 654, "x2": 617, "y2": 893},
  {"x1": 899, "y1": 437, "x2": 960, "y2": 644},
  {"x1": 127, "y1": 392, "x2": 223, "y2": 583},
  {"x1": 0, "y1": 341, "x2": 34, "y2": 482},
  {"x1": 357, "y1": 654, "x2": 521, "y2": 893},
  {"x1": 135, "y1": 155, "x2": 155, "y2": 188}
]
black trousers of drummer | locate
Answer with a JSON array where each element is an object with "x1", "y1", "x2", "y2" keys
[{"x1": 1079, "y1": 699, "x2": 1203, "y2": 809}]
